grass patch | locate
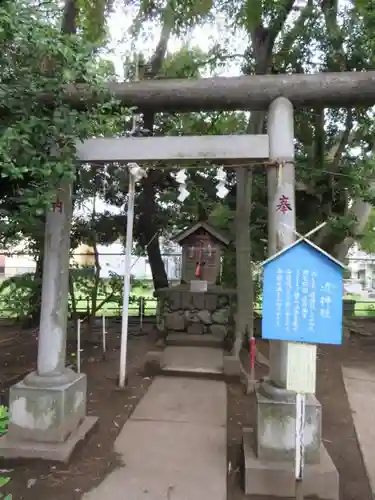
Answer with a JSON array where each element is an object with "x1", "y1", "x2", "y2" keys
[
  {"x1": 345, "y1": 294, "x2": 375, "y2": 317},
  {"x1": 0, "y1": 277, "x2": 158, "y2": 319},
  {"x1": 74, "y1": 285, "x2": 157, "y2": 317},
  {"x1": 0, "y1": 406, "x2": 9, "y2": 435}
]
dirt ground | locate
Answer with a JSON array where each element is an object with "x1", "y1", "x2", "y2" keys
[
  {"x1": 0, "y1": 323, "x2": 155, "y2": 500},
  {"x1": 0, "y1": 320, "x2": 373, "y2": 500},
  {"x1": 227, "y1": 331, "x2": 374, "y2": 500}
]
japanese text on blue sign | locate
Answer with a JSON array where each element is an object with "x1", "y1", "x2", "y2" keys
[{"x1": 262, "y1": 245, "x2": 343, "y2": 345}]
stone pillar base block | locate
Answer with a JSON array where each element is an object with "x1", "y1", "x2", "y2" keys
[
  {"x1": 256, "y1": 386, "x2": 321, "y2": 463},
  {"x1": 243, "y1": 429, "x2": 339, "y2": 499},
  {"x1": 144, "y1": 351, "x2": 163, "y2": 375},
  {"x1": 8, "y1": 372, "x2": 87, "y2": 443},
  {"x1": 223, "y1": 355, "x2": 241, "y2": 381},
  {"x1": 0, "y1": 416, "x2": 98, "y2": 463}
]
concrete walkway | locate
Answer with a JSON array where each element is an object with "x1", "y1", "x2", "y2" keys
[
  {"x1": 83, "y1": 375, "x2": 227, "y2": 500},
  {"x1": 342, "y1": 364, "x2": 375, "y2": 497}
]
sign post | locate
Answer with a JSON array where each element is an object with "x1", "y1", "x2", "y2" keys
[
  {"x1": 295, "y1": 392, "x2": 306, "y2": 499},
  {"x1": 260, "y1": 225, "x2": 347, "y2": 499}
]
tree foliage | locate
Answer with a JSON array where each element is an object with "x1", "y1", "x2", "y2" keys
[
  {"x1": 4, "y1": 0, "x2": 375, "y2": 338},
  {"x1": 0, "y1": 0, "x2": 120, "y2": 245}
]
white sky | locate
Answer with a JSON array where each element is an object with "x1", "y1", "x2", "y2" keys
[
  {"x1": 83, "y1": 1, "x2": 309, "y2": 218},
  {"x1": 105, "y1": 2, "x2": 248, "y2": 80},
  {"x1": 104, "y1": 0, "x2": 349, "y2": 80},
  {"x1": 82, "y1": 2, "x2": 248, "y2": 218},
  {"x1": 85, "y1": 0, "x2": 351, "y2": 220}
]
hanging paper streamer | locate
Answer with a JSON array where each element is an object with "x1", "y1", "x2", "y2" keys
[
  {"x1": 102, "y1": 165, "x2": 110, "y2": 196},
  {"x1": 174, "y1": 168, "x2": 190, "y2": 202},
  {"x1": 215, "y1": 166, "x2": 229, "y2": 199}
]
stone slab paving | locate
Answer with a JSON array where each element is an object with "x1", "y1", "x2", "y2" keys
[
  {"x1": 83, "y1": 377, "x2": 227, "y2": 500},
  {"x1": 342, "y1": 364, "x2": 375, "y2": 496},
  {"x1": 162, "y1": 345, "x2": 224, "y2": 374},
  {"x1": 166, "y1": 333, "x2": 224, "y2": 348}
]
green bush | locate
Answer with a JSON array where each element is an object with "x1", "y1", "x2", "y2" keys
[
  {"x1": 0, "y1": 274, "x2": 39, "y2": 321},
  {"x1": 0, "y1": 475, "x2": 12, "y2": 500},
  {"x1": 0, "y1": 406, "x2": 9, "y2": 435}
]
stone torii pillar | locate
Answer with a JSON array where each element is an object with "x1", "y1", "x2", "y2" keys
[
  {"x1": 0, "y1": 179, "x2": 97, "y2": 461},
  {"x1": 244, "y1": 97, "x2": 339, "y2": 499}
]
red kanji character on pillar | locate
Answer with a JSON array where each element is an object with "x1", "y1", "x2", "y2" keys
[{"x1": 276, "y1": 195, "x2": 292, "y2": 214}]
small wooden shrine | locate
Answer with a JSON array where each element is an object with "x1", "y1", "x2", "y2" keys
[
  {"x1": 173, "y1": 221, "x2": 230, "y2": 287},
  {"x1": 155, "y1": 221, "x2": 236, "y2": 338}
]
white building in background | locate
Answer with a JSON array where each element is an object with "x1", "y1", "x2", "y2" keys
[
  {"x1": 1, "y1": 240, "x2": 182, "y2": 283},
  {"x1": 2, "y1": 250, "x2": 35, "y2": 278},
  {"x1": 3, "y1": 238, "x2": 374, "y2": 292},
  {"x1": 346, "y1": 244, "x2": 375, "y2": 296},
  {"x1": 97, "y1": 242, "x2": 181, "y2": 281},
  {"x1": 97, "y1": 242, "x2": 153, "y2": 280}
]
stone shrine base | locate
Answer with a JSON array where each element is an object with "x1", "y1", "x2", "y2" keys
[
  {"x1": 165, "y1": 332, "x2": 225, "y2": 348},
  {"x1": 244, "y1": 382, "x2": 339, "y2": 499},
  {"x1": 256, "y1": 388, "x2": 322, "y2": 463},
  {"x1": 0, "y1": 370, "x2": 98, "y2": 462},
  {"x1": 243, "y1": 429, "x2": 339, "y2": 499},
  {"x1": 144, "y1": 333, "x2": 241, "y2": 382},
  {"x1": 155, "y1": 285, "x2": 236, "y2": 337},
  {"x1": 0, "y1": 416, "x2": 98, "y2": 462}
]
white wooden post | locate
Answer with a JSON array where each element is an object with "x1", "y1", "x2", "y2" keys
[
  {"x1": 139, "y1": 297, "x2": 144, "y2": 333},
  {"x1": 119, "y1": 163, "x2": 147, "y2": 388},
  {"x1": 102, "y1": 314, "x2": 107, "y2": 354},
  {"x1": 77, "y1": 319, "x2": 81, "y2": 374}
]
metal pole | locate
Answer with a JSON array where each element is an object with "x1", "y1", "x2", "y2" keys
[{"x1": 118, "y1": 163, "x2": 146, "y2": 388}]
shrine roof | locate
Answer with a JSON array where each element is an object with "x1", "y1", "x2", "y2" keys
[
  {"x1": 171, "y1": 221, "x2": 231, "y2": 246},
  {"x1": 261, "y1": 237, "x2": 347, "y2": 270}
]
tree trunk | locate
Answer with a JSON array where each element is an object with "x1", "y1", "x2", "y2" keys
[
  {"x1": 147, "y1": 236, "x2": 169, "y2": 290},
  {"x1": 333, "y1": 182, "x2": 375, "y2": 260},
  {"x1": 38, "y1": 71, "x2": 375, "y2": 112},
  {"x1": 233, "y1": 112, "x2": 266, "y2": 355},
  {"x1": 134, "y1": 1, "x2": 175, "y2": 290},
  {"x1": 68, "y1": 273, "x2": 77, "y2": 320},
  {"x1": 62, "y1": 0, "x2": 78, "y2": 32},
  {"x1": 137, "y1": 173, "x2": 169, "y2": 290},
  {"x1": 24, "y1": 248, "x2": 44, "y2": 328}
]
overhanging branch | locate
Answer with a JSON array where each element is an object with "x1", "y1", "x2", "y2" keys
[{"x1": 267, "y1": 0, "x2": 296, "y2": 50}]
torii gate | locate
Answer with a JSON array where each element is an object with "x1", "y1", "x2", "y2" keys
[{"x1": 0, "y1": 96, "x2": 331, "y2": 497}]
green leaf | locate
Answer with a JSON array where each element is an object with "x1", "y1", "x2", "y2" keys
[{"x1": 0, "y1": 477, "x2": 10, "y2": 488}]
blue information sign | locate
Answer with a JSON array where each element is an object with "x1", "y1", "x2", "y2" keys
[{"x1": 262, "y1": 240, "x2": 344, "y2": 345}]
